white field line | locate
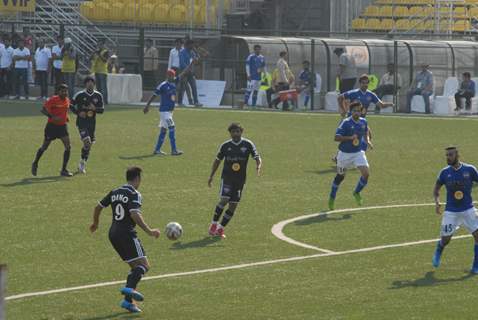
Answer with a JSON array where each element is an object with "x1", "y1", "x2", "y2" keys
[{"x1": 6, "y1": 203, "x2": 473, "y2": 302}]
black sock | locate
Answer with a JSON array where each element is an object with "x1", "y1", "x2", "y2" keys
[
  {"x1": 220, "y1": 210, "x2": 235, "y2": 227},
  {"x1": 213, "y1": 205, "x2": 224, "y2": 222},
  {"x1": 126, "y1": 265, "x2": 147, "y2": 290},
  {"x1": 33, "y1": 148, "x2": 45, "y2": 164},
  {"x1": 81, "y1": 147, "x2": 90, "y2": 161},
  {"x1": 62, "y1": 149, "x2": 70, "y2": 171}
]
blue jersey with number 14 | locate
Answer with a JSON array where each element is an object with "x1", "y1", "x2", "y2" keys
[
  {"x1": 437, "y1": 163, "x2": 478, "y2": 212},
  {"x1": 154, "y1": 81, "x2": 176, "y2": 112}
]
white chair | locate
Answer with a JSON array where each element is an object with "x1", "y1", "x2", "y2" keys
[
  {"x1": 411, "y1": 82, "x2": 436, "y2": 113},
  {"x1": 434, "y1": 77, "x2": 459, "y2": 115},
  {"x1": 325, "y1": 91, "x2": 339, "y2": 111}
]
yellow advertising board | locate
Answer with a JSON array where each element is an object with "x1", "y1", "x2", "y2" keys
[{"x1": 0, "y1": 0, "x2": 36, "y2": 12}]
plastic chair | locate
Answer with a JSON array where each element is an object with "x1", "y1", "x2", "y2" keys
[{"x1": 434, "y1": 77, "x2": 459, "y2": 115}]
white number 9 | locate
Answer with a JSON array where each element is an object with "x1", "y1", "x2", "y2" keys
[{"x1": 114, "y1": 204, "x2": 125, "y2": 221}]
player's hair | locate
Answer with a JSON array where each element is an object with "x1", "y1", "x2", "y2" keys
[
  {"x1": 463, "y1": 72, "x2": 471, "y2": 78},
  {"x1": 228, "y1": 122, "x2": 244, "y2": 132},
  {"x1": 185, "y1": 39, "x2": 194, "y2": 46},
  {"x1": 303, "y1": 60, "x2": 310, "y2": 65},
  {"x1": 279, "y1": 51, "x2": 287, "y2": 57},
  {"x1": 253, "y1": 44, "x2": 261, "y2": 49},
  {"x1": 445, "y1": 146, "x2": 458, "y2": 151},
  {"x1": 84, "y1": 76, "x2": 95, "y2": 84},
  {"x1": 349, "y1": 101, "x2": 363, "y2": 111},
  {"x1": 175, "y1": 38, "x2": 183, "y2": 44},
  {"x1": 126, "y1": 166, "x2": 142, "y2": 182},
  {"x1": 57, "y1": 84, "x2": 68, "y2": 90},
  {"x1": 359, "y1": 74, "x2": 370, "y2": 82}
]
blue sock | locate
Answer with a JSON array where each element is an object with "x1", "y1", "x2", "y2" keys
[
  {"x1": 473, "y1": 243, "x2": 478, "y2": 268},
  {"x1": 155, "y1": 129, "x2": 166, "y2": 152},
  {"x1": 168, "y1": 127, "x2": 177, "y2": 152},
  {"x1": 304, "y1": 94, "x2": 310, "y2": 106},
  {"x1": 330, "y1": 183, "x2": 339, "y2": 199},
  {"x1": 436, "y1": 240, "x2": 445, "y2": 254},
  {"x1": 252, "y1": 91, "x2": 258, "y2": 106},
  {"x1": 354, "y1": 176, "x2": 368, "y2": 194}
]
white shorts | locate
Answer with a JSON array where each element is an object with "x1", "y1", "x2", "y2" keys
[
  {"x1": 336, "y1": 150, "x2": 369, "y2": 174},
  {"x1": 159, "y1": 111, "x2": 174, "y2": 129},
  {"x1": 441, "y1": 207, "x2": 478, "y2": 237},
  {"x1": 247, "y1": 80, "x2": 261, "y2": 91}
]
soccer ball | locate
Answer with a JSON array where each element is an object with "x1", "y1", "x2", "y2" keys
[{"x1": 165, "y1": 222, "x2": 183, "y2": 241}]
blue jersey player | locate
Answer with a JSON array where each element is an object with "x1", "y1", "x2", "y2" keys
[
  {"x1": 432, "y1": 147, "x2": 478, "y2": 274},
  {"x1": 338, "y1": 74, "x2": 393, "y2": 118},
  {"x1": 328, "y1": 102, "x2": 372, "y2": 210},
  {"x1": 144, "y1": 69, "x2": 183, "y2": 156},
  {"x1": 245, "y1": 44, "x2": 266, "y2": 107}
]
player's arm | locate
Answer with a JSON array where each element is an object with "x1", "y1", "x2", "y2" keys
[
  {"x1": 366, "y1": 127, "x2": 373, "y2": 149},
  {"x1": 90, "y1": 204, "x2": 103, "y2": 232},
  {"x1": 433, "y1": 182, "x2": 443, "y2": 215},
  {"x1": 130, "y1": 212, "x2": 160, "y2": 238},
  {"x1": 93, "y1": 94, "x2": 105, "y2": 114},
  {"x1": 208, "y1": 158, "x2": 221, "y2": 188},
  {"x1": 337, "y1": 94, "x2": 348, "y2": 118},
  {"x1": 245, "y1": 57, "x2": 251, "y2": 80},
  {"x1": 143, "y1": 93, "x2": 158, "y2": 114},
  {"x1": 41, "y1": 102, "x2": 62, "y2": 122},
  {"x1": 255, "y1": 157, "x2": 262, "y2": 176}
]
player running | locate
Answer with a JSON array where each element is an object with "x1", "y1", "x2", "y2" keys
[
  {"x1": 71, "y1": 76, "x2": 104, "y2": 174},
  {"x1": 31, "y1": 84, "x2": 73, "y2": 177},
  {"x1": 244, "y1": 44, "x2": 266, "y2": 108},
  {"x1": 90, "y1": 166, "x2": 161, "y2": 313},
  {"x1": 144, "y1": 69, "x2": 183, "y2": 156},
  {"x1": 432, "y1": 147, "x2": 478, "y2": 274},
  {"x1": 328, "y1": 102, "x2": 371, "y2": 210},
  {"x1": 207, "y1": 123, "x2": 262, "y2": 238}
]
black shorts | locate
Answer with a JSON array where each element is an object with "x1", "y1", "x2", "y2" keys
[
  {"x1": 78, "y1": 124, "x2": 96, "y2": 142},
  {"x1": 220, "y1": 179, "x2": 245, "y2": 203},
  {"x1": 109, "y1": 232, "x2": 146, "y2": 263},
  {"x1": 44, "y1": 123, "x2": 68, "y2": 141}
]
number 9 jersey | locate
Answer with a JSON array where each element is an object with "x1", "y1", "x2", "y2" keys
[{"x1": 99, "y1": 184, "x2": 143, "y2": 236}]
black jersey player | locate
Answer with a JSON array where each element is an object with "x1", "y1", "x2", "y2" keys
[
  {"x1": 90, "y1": 167, "x2": 160, "y2": 313},
  {"x1": 71, "y1": 76, "x2": 104, "y2": 174},
  {"x1": 207, "y1": 123, "x2": 262, "y2": 238}
]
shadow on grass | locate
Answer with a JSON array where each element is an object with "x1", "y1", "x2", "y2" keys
[
  {"x1": 389, "y1": 271, "x2": 476, "y2": 289},
  {"x1": 305, "y1": 166, "x2": 357, "y2": 175},
  {"x1": 294, "y1": 213, "x2": 352, "y2": 226},
  {"x1": 118, "y1": 154, "x2": 157, "y2": 161},
  {"x1": 79, "y1": 311, "x2": 142, "y2": 320},
  {"x1": 170, "y1": 237, "x2": 223, "y2": 250},
  {"x1": 0, "y1": 176, "x2": 70, "y2": 187}
]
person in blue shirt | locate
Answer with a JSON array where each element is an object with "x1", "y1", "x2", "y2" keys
[
  {"x1": 338, "y1": 74, "x2": 393, "y2": 118},
  {"x1": 298, "y1": 60, "x2": 315, "y2": 107},
  {"x1": 244, "y1": 44, "x2": 266, "y2": 107},
  {"x1": 177, "y1": 39, "x2": 202, "y2": 107},
  {"x1": 454, "y1": 72, "x2": 476, "y2": 111},
  {"x1": 432, "y1": 146, "x2": 478, "y2": 274},
  {"x1": 143, "y1": 69, "x2": 183, "y2": 156},
  {"x1": 328, "y1": 102, "x2": 372, "y2": 211}
]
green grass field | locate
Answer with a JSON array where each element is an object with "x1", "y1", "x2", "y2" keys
[{"x1": 2, "y1": 101, "x2": 478, "y2": 320}]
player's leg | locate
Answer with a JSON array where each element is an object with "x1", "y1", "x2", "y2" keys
[
  {"x1": 251, "y1": 80, "x2": 259, "y2": 107},
  {"x1": 79, "y1": 132, "x2": 92, "y2": 174},
  {"x1": 210, "y1": 179, "x2": 231, "y2": 235},
  {"x1": 460, "y1": 208, "x2": 478, "y2": 273},
  {"x1": 31, "y1": 137, "x2": 52, "y2": 176},
  {"x1": 216, "y1": 200, "x2": 239, "y2": 238},
  {"x1": 353, "y1": 152, "x2": 370, "y2": 206},
  {"x1": 329, "y1": 151, "x2": 350, "y2": 210},
  {"x1": 244, "y1": 80, "x2": 252, "y2": 106},
  {"x1": 166, "y1": 115, "x2": 183, "y2": 156},
  {"x1": 433, "y1": 211, "x2": 458, "y2": 268},
  {"x1": 154, "y1": 115, "x2": 168, "y2": 155},
  {"x1": 59, "y1": 133, "x2": 73, "y2": 176}
]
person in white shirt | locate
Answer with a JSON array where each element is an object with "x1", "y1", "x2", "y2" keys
[
  {"x1": 143, "y1": 38, "x2": 159, "y2": 88},
  {"x1": 0, "y1": 36, "x2": 14, "y2": 98},
  {"x1": 374, "y1": 63, "x2": 402, "y2": 100},
  {"x1": 169, "y1": 38, "x2": 192, "y2": 105},
  {"x1": 51, "y1": 35, "x2": 64, "y2": 91},
  {"x1": 13, "y1": 39, "x2": 31, "y2": 99},
  {"x1": 34, "y1": 39, "x2": 52, "y2": 99}
]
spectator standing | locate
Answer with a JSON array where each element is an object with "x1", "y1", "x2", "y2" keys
[
  {"x1": 298, "y1": 60, "x2": 315, "y2": 107},
  {"x1": 406, "y1": 63, "x2": 434, "y2": 113},
  {"x1": 108, "y1": 54, "x2": 120, "y2": 74},
  {"x1": 334, "y1": 48, "x2": 357, "y2": 93},
  {"x1": 12, "y1": 39, "x2": 31, "y2": 100},
  {"x1": 260, "y1": 69, "x2": 273, "y2": 108},
  {"x1": 144, "y1": 38, "x2": 159, "y2": 88},
  {"x1": 91, "y1": 39, "x2": 110, "y2": 104},
  {"x1": 169, "y1": 38, "x2": 193, "y2": 105},
  {"x1": 0, "y1": 37, "x2": 14, "y2": 98},
  {"x1": 51, "y1": 35, "x2": 64, "y2": 90},
  {"x1": 374, "y1": 63, "x2": 402, "y2": 99},
  {"x1": 454, "y1": 72, "x2": 476, "y2": 111},
  {"x1": 34, "y1": 39, "x2": 52, "y2": 100},
  {"x1": 178, "y1": 39, "x2": 201, "y2": 107},
  {"x1": 244, "y1": 44, "x2": 266, "y2": 107},
  {"x1": 272, "y1": 51, "x2": 292, "y2": 110},
  {"x1": 61, "y1": 38, "x2": 77, "y2": 99},
  {"x1": 23, "y1": 27, "x2": 34, "y2": 84}
]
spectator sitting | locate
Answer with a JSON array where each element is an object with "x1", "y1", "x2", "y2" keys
[
  {"x1": 334, "y1": 48, "x2": 357, "y2": 93},
  {"x1": 374, "y1": 63, "x2": 402, "y2": 99},
  {"x1": 298, "y1": 60, "x2": 315, "y2": 107},
  {"x1": 406, "y1": 63, "x2": 434, "y2": 114},
  {"x1": 455, "y1": 72, "x2": 476, "y2": 111}
]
